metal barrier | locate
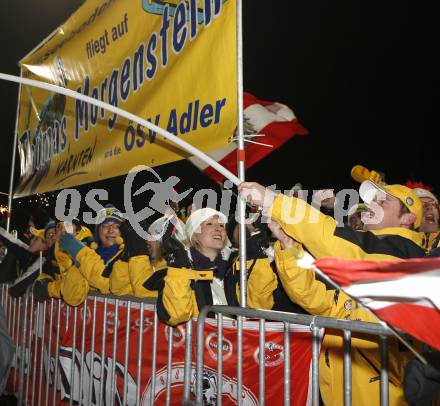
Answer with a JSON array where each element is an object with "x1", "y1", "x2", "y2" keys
[
  {"x1": 195, "y1": 306, "x2": 393, "y2": 406},
  {"x1": 0, "y1": 285, "x2": 197, "y2": 405},
  {"x1": 1, "y1": 284, "x2": 394, "y2": 405}
]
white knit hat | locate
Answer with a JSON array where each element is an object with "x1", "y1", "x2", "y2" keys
[
  {"x1": 185, "y1": 208, "x2": 228, "y2": 242},
  {"x1": 413, "y1": 188, "x2": 438, "y2": 205},
  {"x1": 185, "y1": 208, "x2": 231, "y2": 260}
]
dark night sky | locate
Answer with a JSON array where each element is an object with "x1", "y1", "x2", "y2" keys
[{"x1": 0, "y1": 1, "x2": 438, "y2": 217}]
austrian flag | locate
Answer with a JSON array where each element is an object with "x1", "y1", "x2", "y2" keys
[
  {"x1": 190, "y1": 92, "x2": 308, "y2": 183},
  {"x1": 314, "y1": 257, "x2": 440, "y2": 350}
]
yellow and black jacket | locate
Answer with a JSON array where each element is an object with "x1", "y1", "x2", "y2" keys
[
  {"x1": 149, "y1": 249, "x2": 277, "y2": 326},
  {"x1": 274, "y1": 241, "x2": 422, "y2": 406},
  {"x1": 37, "y1": 226, "x2": 93, "y2": 306},
  {"x1": 271, "y1": 194, "x2": 426, "y2": 260},
  {"x1": 64, "y1": 236, "x2": 157, "y2": 302},
  {"x1": 420, "y1": 231, "x2": 440, "y2": 253},
  {"x1": 127, "y1": 258, "x2": 167, "y2": 298}
]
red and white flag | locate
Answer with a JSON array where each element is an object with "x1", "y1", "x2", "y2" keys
[
  {"x1": 314, "y1": 256, "x2": 440, "y2": 350},
  {"x1": 189, "y1": 92, "x2": 308, "y2": 183}
]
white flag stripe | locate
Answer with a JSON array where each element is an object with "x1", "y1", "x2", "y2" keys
[
  {"x1": 364, "y1": 298, "x2": 436, "y2": 310},
  {"x1": 345, "y1": 269, "x2": 440, "y2": 309},
  {"x1": 244, "y1": 103, "x2": 293, "y2": 133},
  {"x1": 264, "y1": 102, "x2": 297, "y2": 121}
]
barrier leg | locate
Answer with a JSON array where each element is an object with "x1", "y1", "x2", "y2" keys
[
  {"x1": 136, "y1": 302, "x2": 144, "y2": 406},
  {"x1": 69, "y1": 306, "x2": 78, "y2": 406},
  {"x1": 165, "y1": 326, "x2": 174, "y2": 406},
  {"x1": 98, "y1": 298, "x2": 108, "y2": 406},
  {"x1": 311, "y1": 325, "x2": 320, "y2": 406},
  {"x1": 51, "y1": 300, "x2": 62, "y2": 406},
  {"x1": 45, "y1": 299, "x2": 54, "y2": 406},
  {"x1": 122, "y1": 301, "x2": 132, "y2": 405},
  {"x1": 183, "y1": 320, "x2": 193, "y2": 402},
  {"x1": 87, "y1": 297, "x2": 98, "y2": 406},
  {"x1": 380, "y1": 336, "x2": 389, "y2": 406},
  {"x1": 216, "y1": 314, "x2": 223, "y2": 406},
  {"x1": 343, "y1": 330, "x2": 352, "y2": 406},
  {"x1": 258, "y1": 318, "x2": 265, "y2": 405},
  {"x1": 283, "y1": 322, "x2": 291, "y2": 406},
  {"x1": 110, "y1": 299, "x2": 119, "y2": 405},
  {"x1": 150, "y1": 308, "x2": 158, "y2": 406}
]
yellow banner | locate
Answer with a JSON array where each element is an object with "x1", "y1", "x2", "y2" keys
[{"x1": 15, "y1": 0, "x2": 237, "y2": 197}]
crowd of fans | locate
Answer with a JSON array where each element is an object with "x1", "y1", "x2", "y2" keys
[{"x1": 1, "y1": 168, "x2": 440, "y2": 405}]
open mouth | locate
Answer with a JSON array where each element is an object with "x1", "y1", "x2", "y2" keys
[{"x1": 425, "y1": 214, "x2": 436, "y2": 224}]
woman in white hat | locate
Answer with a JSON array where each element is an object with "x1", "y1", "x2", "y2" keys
[{"x1": 151, "y1": 208, "x2": 277, "y2": 326}]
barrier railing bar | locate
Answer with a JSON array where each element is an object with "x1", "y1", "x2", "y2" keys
[
  {"x1": 150, "y1": 307, "x2": 158, "y2": 406},
  {"x1": 31, "y1": 301, "x2": 40, "y2": 406},
  {"x1": 45, "y1": 298, "x2": 54, "y2": 406},
  {"x1": 380, "y1": 336, "x2": 389, "y2": 406},
  {"x1": 25, "y1": 292, "x2": 35, "y2": 404},
  {"x1": 123, "y1": 301, "x2": 132, "y2": 406},
  {"x1": 110, "y1": 299, "x2": 119, "y2": 405},
  {"x1": 183, "y1": 320, "x2": 193, "y2": 402},
  {"x1": 18, "y1": 291, "x2": 29, "y2": 405},
  {"x1": 12, "y1": 297, "x2": 18, "y2": 394},
  {"x1": 195, "y1": 306, "x2": 210, "y2": 403},
  {"x1": 52, "y1": 299, "x2": 62, "y2": 406},
  {"x1": 69, "y1": 306, "x2": 78, "y2": 406},
  {"x1": 87, "y1": 291, "x2": 157, "y2": 305},
  {"x1": 343, "y1": 329, "x2": 352, "y2": 406},
  {"x1": 78, "y1": 299, "x2": 88, "y2": 405},
  {"x1": 283, "y1": 322, "x2": 291, "y2": 406},
  {"x1": 98, "y1": 297, "x2": 108, "y2": 406},
  {"x1": 24, "y1": 293, "x2": 34, "y2": 404},
  {"x1": 165, "y1": 325, "x2": 174, "y2": 406},
  {"x1": 258, "y1": 318, "x2": 265, "y2": 406},
  {"x1": 4, "y1": 287, "x2": 9, "y2": 329},
  {"x1": 136, "y1": 302, "x2": 144, "y2": 406},
  {"x1": 87, "y1": 297, "x2": 98, "y2": 406},
  {"x1": 216, "y1": 314, "x2": 223, "y2": 406},
  {"x1": 197, "y1": 306, "x2": 391, "y2": 336},
  {"x1": 311, "y1": 324, "x2": 320, "y2": 406},
  {"x1": 37, "y1": 300, "x2": 47, "y2": 406},
  {"x1": 65, "y1": 304, "x2": 70, "y2": 333},
  {"x1": 237, "y1": 315, "x2": 243, "y2": 406}
]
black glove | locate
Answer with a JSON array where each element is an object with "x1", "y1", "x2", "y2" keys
[
  {"x1": 120, "y1": 221, "x2": 149, "y2": 258},
  {"x1": 33, "y1": 279, "x2": 50, "y2": 302},
  {"x1": 161, "y1": 220, "x2": 192, "y2": 268},
  {"x1": 246, "y1": 223, "x2": 271, "y2": 260},
  {"x1": 404, "y1": 352, "x2": 440, "y2": 406}
]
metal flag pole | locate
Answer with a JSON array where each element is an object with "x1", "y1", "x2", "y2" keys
[
  {"x1": 6, "y1": 68, "x2": 23, "y2": 232},
  {"x1": 236, "y1": 0, "x2": 247, "y2": 307},
  {"x1": 236, "y1": 1, "x2": 247, "y2": 405}
]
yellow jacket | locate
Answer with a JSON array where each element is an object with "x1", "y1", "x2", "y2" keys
[
  {"x1": 37, "y1": 226, "x2": 93, "y2": 306},
  {"x1": 109, "y1": 254, "x2": 157, "y2": 298},
  {"x1": 271, "y1": 194, "x2": 425, "y2": 260},
  {"x1": 71, "y1": 237, "x2": 157, "y2": 300},
  {"x1": 156, "y1": 256, "x2": 276, "y2": 326},
  {"x1": 274, "y1": 241, "x2": 421, "y2": 406}
]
